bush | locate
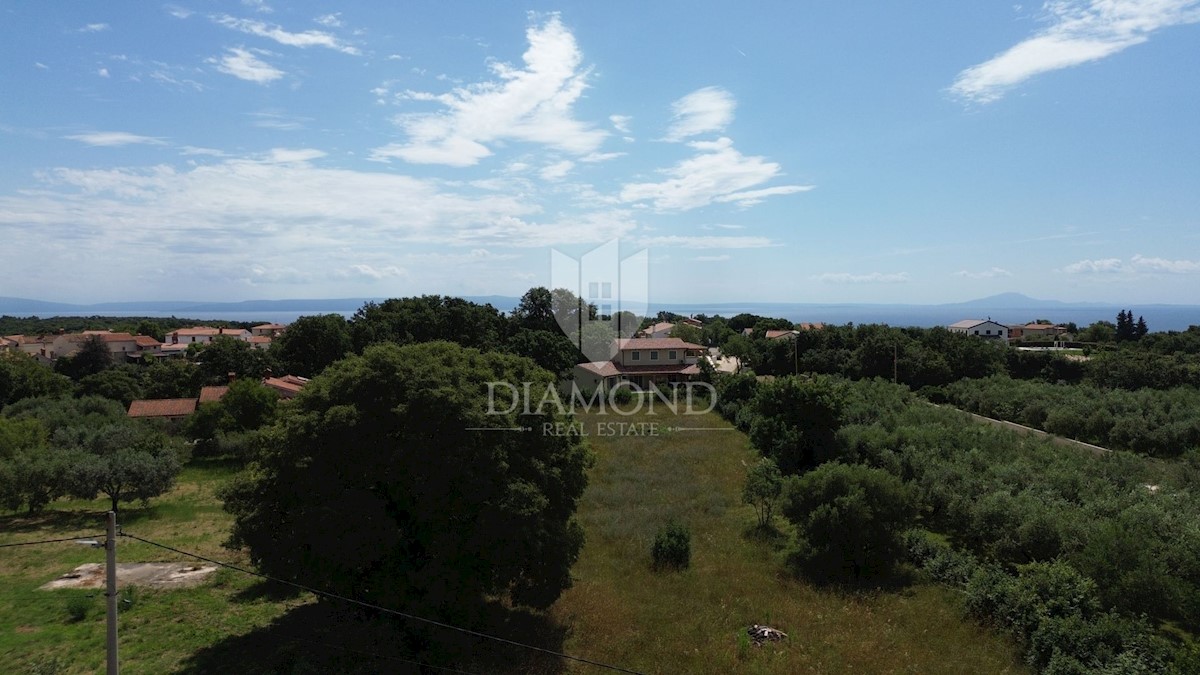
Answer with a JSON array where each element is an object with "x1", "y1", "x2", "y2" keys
[
  {"x1": 651, "y1": 521, "x2": 691, "y2": 570},
  {"x1": 782, "y1": 463, "x2": 916, "y2": 583},
  {"x1": 64, "y1": 594, "x2": 94, "y2": 622}
]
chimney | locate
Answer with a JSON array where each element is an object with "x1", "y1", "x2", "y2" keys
[{"x1": 227, "y1": 371, "x2": 237, "y2": 384}]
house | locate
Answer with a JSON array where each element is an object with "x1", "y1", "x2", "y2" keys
[
  {"x1": 948, "y1": 319, "x2": 1009, "y2": 341},
  {"x1": 1013, "y1": 323, "x2": 1067, "y2": 339},
  {"x1": 251, "y1": 323, "x2": 287, "y2": 337},
  {"x1": 639, "y1": 321, "x2": 675, "y2": 339},
  {"x1": 164, "y1": 326, "x2": 252, "y2": 345},
  {"x1": 48, "y1": 331, "x2": 140, "y2": 361},
  {"x1": 248, "y1": 335, "x2": 273, "y2": 351},
  {"x1": 262, "y1": 374, "x2": 309, "y2": 399},
  {"x1": 128, "y1": 374, "x2": 309, "y2": 419},
  {"x1": 765, "y1": 330, "x2": 800, "y2": 340},
  {"x1": 680, "y1": 317, "x2": 703, "y2": 328},
  {"x1": 127, "y1": 398, "x2": 197, "y2": 420},
  {"x1": 574, "y1": 337, "x2": 706, "y2": 391}
]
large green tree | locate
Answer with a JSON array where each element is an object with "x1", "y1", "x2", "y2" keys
[
  {"x1": 782, "y1": 462, "x2": 916, "y2": 583},
  {"x1": 748, "y1": 375, "x2": 845, "y2": 473},
  {"x1": 270, "y1": 313, "x2": 352, "y2": 377},
  {"x1": 221, "y1": 341, "x2": 592, "y2": 616},
  {"x1": 0, "y1": 352, "x2": 71, "y2": 408}
]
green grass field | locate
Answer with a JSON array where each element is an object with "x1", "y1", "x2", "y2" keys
[
  {"x1": 553, "y1": 408, "x2": 1025, "y2": 673},
  {"x1": 2, "y1": 411, "x2": 1027, "y2": 674}
]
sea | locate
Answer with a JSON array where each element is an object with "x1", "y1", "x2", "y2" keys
[{"x1": 30, "y1": 303, "x2": 1200, "y2": 332}]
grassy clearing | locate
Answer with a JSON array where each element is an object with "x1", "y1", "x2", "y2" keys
[
  {"x1": 553, "y1": 408, "x2": 1026, "y2": 674},
  {"x1": 0, "y1": 457, "x2": 305, "y2": 674},
  {"x1": 3, "y1": 412, "x2": 1027, "y2": 674}
]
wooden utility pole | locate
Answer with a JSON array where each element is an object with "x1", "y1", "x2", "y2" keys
[{"x1": 106, "y1": 510, "x2": 119, "y2": 675}]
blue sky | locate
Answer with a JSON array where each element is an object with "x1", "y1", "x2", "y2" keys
[{"x1": 2, "y1": 1, "x2": 1199, "y2": 305}]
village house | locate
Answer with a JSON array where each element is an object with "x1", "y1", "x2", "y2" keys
[
  {"x1": 1008, "y1": 322, "x2": 1068, "y2": 340},
  {"x1": 251, "y1": 323, "x2": 287, "y2": 338},
  {"x1": 127, "y1": 374, "x2": 309, "y2": 419},
  {"x1": 164, "y1": 326, "x2": 253, "y2": 345},
  {"x1": 948, "y1": 319, "x2": 1010, "y2": 341},
  {"x1": 638, "y1": 321, "x2": 675, "y2": 339},
  {"x1": 574, "y1": 337, "x2": 706, "y2": 391}
]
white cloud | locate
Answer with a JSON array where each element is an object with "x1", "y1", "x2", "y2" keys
[
  {"x1": 345, "y1": 264, "x2": 406, "y2": 280},
  {"x1": 636, "y1": 235, "x2": 773, "y2": 249},
  {"x1": 951, "y1": 0, "x2": 1200, "y2": 104},
  {"x1": 166, "y1": 5, "x2": 192, "y2": 19},
  {"x1": 699, "y1": 223, "x2": 745, "y2": 231},
  {"x1": 539, "y1": 160, "x2": 575, "y2": 181},
  {"x1": 954, "y1": 267, "x2": 1013, "y2": 279},
  {"x1": 247, "y1": 111, "x2": 310, "y2": 130},
  {"x1": 1130, "y1": 253, "x2": 1200, "y2": 273},
  {"x1": 209, "y1": 47, "x2": 284, "y2": 84},
  {"x1": 579, "y1": 151, "x2": 626, "y2": 163},
  {"x1": 815, "y1": 272, "x2": 910, "y2": 284},
  {"x1": 692, "y1": 254, "x2": 731, "y2": 262},
  {"x1": 609, "y1": 114, "x2": 632, "y2": 133},
  {"x1": 214, "y1": 15, "x2": 359, "y2": 55},
  {"x1": 619, "y1": 137, "x2": 810, "y2": 211},
  {"x1": 79, "y1": 23, "x2": 110, "y2": 33},
  {"x1": 97, "y1": 68, "x2": 110, "y2": 78},
  {"x1": 0, "y1": 157, "x2": 634, "y2": 264},
  {"x1": 180, "y1": 146, "x2": 228, "y2": 157},
  {"x1": 369, "y1": 15, "x2": 608, "y2": 167},
  {"x1": 35, "y1": 62, "x2": 49, "y2": 70},
  {"x1": 261, "y1": 148, "x2": 326, "y2": 163},
  {"x1": 315, "y1": 13, "x2": 343, "y2": 28},
  {"x1": 241, "y1": 0, "x2": 273, "y2": 14},
  {"x1": 1061, "y1": 257, "x2": 1124, "y2": 273},
  {"x1": 64, "y1": 131, "x2": 166, "y2": 147},
  {"x1": 664, "y1": 86, "x2": 735, "y2": 141}
]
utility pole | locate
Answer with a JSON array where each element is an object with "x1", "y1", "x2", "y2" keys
[{"x1": 106, "y1": 510, "x2": 118, "y2": 675}]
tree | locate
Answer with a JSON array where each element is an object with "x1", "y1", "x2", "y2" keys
[
  {"x1": 748, "y1": 375, "x2": 845, "y2": 474},
  {"x1": 0, "y1": 351, "x2": 71, "y2": 408},
  {"x1": 504, "y1": 328, "x2": 579, "y2": 379},
  {"x1": 271, "y1": 313, "x2": 352, "y2": 377},
  {"x1": 512, "y1": 287, "x2": 557, "y2": 332},
  {"x1": 141, "y1": 359, "x2": 200, "y2": 399},
  {"x1": 1135, "y1": 316, "x2": 1149, "y2": 339},
  {"x1": 221, "y1": 341, "x2": 592, "y2": 616},
  {"x1": 189, "y1": 336, "x2": 276, "y2": 385},
  {"x1": 70, "y1": 447, "x2": 181, "y2": 513},
  {"x1": 134, "y1": 320, "x2": 164, "y2": 342},
  {"x1": 1116, "y1": 310, "x2": 1135, "y2": 342},
  {"x1": 78, "y1": 366, "x2": 144, "y2": 406},
  {"x1": 670, "y1": 323, "x2": 703, "y2": 345},
  {"x1": 54, "y1": 334, "x2": 113, "y2": 380},
  {"x1": 782, "y1": 463, "x2": 916, "y2": 583},
  {"x1": 186, "y1": 378, "x2": 279, "y2": 442},
  {"x1": 743, "y1": 457, "x2": 783, "y2": 528},
  {"x1": 1078, "y1": 321, "x2": 1116, "y2": 343},
  {"x1": 349, "y1": 295, "x2": 512, "y2": 353}
]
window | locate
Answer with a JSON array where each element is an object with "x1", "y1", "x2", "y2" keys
[
  {"x1": 669, "y1": 350, "x2": 677, "y2": 360},
  {"x1": 650, "y1": 351, "x2": 659, "y2": 360},
  {"x1": 631, "y1": 351, "x2": 640, "y2": 361}
]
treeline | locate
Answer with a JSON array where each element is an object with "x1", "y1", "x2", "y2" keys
[
  {"x1": 706, "y1": 316, "x2": 1200, "y2": 391},
  {"x1": 715, "y1": 373, "x2": 1200, "y2": 672},
  {"x1": 944, "y1": 375, "x2": 1200, "y2": 457},
  {"x1": 0, "y1": 315, "x2": 257, "y2": 339}
]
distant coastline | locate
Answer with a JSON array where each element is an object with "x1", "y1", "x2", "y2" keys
[{"x1": 3, "y1": 293, "x2": 1197, "y2": 332}]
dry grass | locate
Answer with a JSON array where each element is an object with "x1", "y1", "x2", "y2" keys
[{"x1": 552, "y1": 409, "x2": 1026, "y2": 674}]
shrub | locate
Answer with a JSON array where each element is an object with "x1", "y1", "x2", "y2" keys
[
  {"x1": 782, "y1": 463, "x2": 916, "y2": 583},
  {"x1": 651, "y1": 521, "x2": 691, "y2": 570},
  {"x1": 64, "y1": 594, "x2": 94, "y2": 622},
  {"x1": 742, "y1": 458, "x2": 783, "y2": 528}
]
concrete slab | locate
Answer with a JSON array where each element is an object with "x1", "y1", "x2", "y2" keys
[{"x1": 39, "y1": 562, "x2": 218, "y2": 590}]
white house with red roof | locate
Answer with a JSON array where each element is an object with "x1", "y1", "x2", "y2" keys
[
  {"x1": 574, "y1": 337, "x2": 706, "y2": 391},
  {"x1": 165, "y1": 326, "x2": 252, "y2": 345}
]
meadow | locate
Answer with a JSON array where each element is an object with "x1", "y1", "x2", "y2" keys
[{"x1": 2, "y1": 410, "x2": 1026, "y2": 674}]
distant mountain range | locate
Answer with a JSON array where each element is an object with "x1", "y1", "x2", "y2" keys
[{"x1": 0, "y1": 292, "x2": 1192, "y2": 317}]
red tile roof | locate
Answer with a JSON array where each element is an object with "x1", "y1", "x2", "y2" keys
[
  {"x1": 198, "y1": 386, "x2": 229, "y2": 403},
  {"x1": 135, "y1": 335, "x2": 161, "y2": 347},
  {"x1": 249, "y1": 336, "x2": 273, "y2": 344},
  {"x1": 616, "y1": 338, "x2": 704, "y2": 351},
  {"x1": 765, "y1": 330, "x2": 798, "y2": 340},
  {"x1": 577, "y1": 361, "x2": 700, "y2": 377},
  {"x1": 262, "y1": 375, "x2": 308, "y2": 398},
  {"x1": 253, "y1": 323, "x2": 287, "y2": 330},
  {"x1": 127, "y1": 398, "x2": 197, "y2": 418}
]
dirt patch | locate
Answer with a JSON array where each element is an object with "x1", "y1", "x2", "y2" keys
[{"x1": 39, "y1": 563, "x2": 218, "y2": 590}]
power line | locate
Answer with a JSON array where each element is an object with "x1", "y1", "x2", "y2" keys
[
  {"x1": 120, "y1": 531, "x2": 647, "y2": 675},
  {"x1": 0, "y1": 533, "x2": 107, "y2": 549},
  {"x1": 276, "y1": 635, "x2": 485, "y2": 675}
]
